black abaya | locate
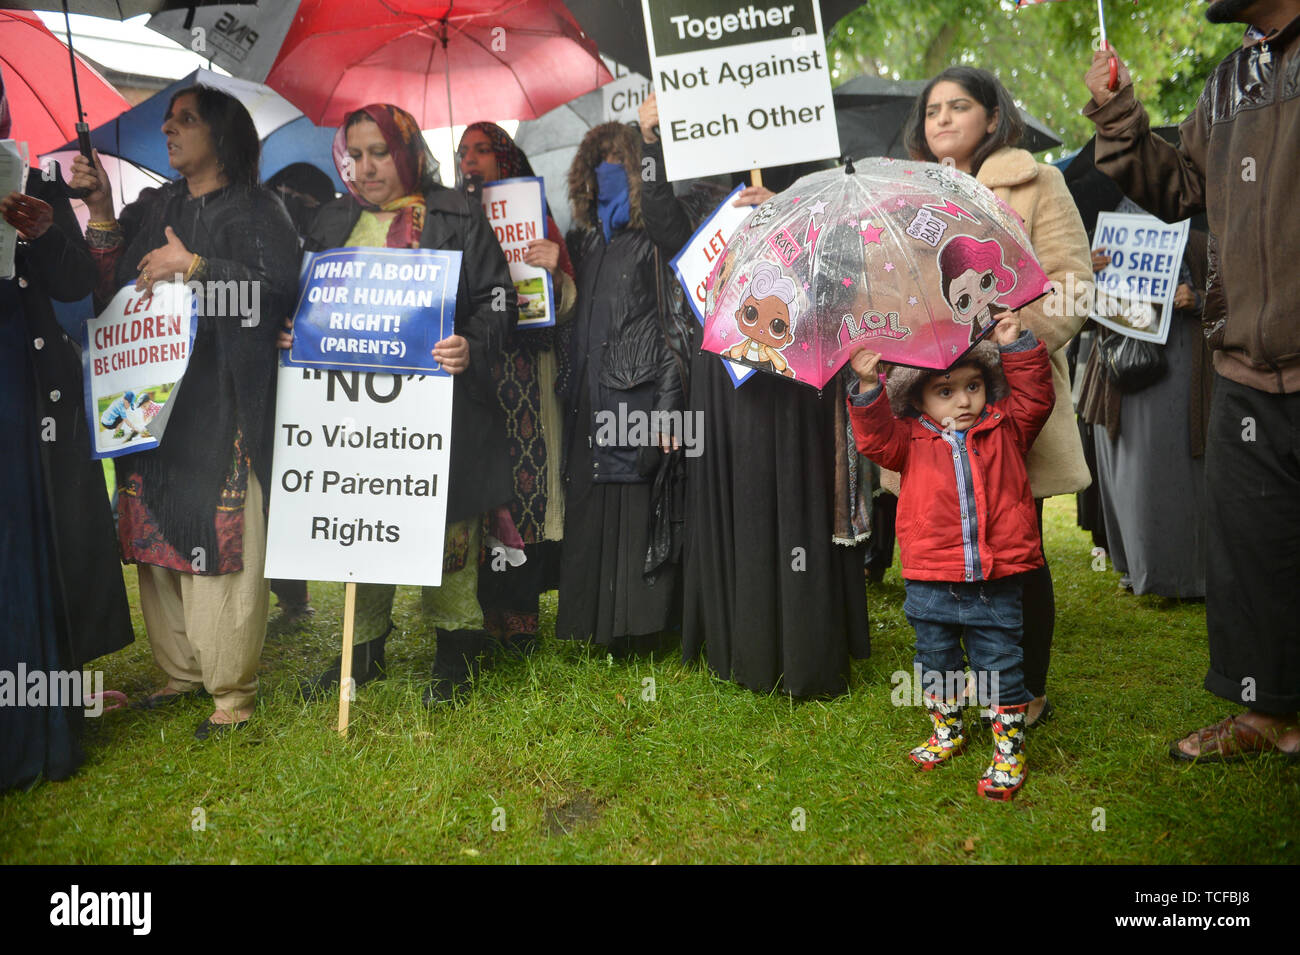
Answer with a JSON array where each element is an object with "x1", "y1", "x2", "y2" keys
[{"x1": 682, "y1": 350, "x2": 871, "y2": 697}]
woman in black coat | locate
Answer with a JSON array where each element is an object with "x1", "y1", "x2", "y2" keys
[
  {"x1": 1, "y1": 162, "x2": 133, "y2": 790},
  {"x1": 556, "y1": 122, "x2": 689, "y2": 651}
]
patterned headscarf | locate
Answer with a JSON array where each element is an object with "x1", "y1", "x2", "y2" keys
[
  {"x1": 457, "y1": 121, "x2": 535, "y2": 185},
  {"x1": 333, "y1": 103, "x2": 439, "y2": 249}
]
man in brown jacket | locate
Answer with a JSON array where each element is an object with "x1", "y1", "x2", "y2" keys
[{"x1": 1082, "y1": 0, "x2": 1300, "y2": 762}]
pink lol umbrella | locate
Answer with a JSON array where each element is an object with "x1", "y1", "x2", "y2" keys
[{"x1": 700, "y1": 157, "x2": 1052, "y2": 391}]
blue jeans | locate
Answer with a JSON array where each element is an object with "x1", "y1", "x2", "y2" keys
[{"x1": 903, "y1": 577, "x2": 1031, "y2": 707}]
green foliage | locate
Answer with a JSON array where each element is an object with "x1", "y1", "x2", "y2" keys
[{"x1": 827, "y1": 0, "x2": 1242, "y2": 152}]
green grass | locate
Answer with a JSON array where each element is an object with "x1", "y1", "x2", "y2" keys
[{"x1": 2, "y1": 497, "x2": 1296, "y2": 864}]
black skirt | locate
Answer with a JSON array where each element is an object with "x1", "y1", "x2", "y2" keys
[
  {"x1": 682, "y1": 350, "x2": 870, "y2": 698},
  {"x1": 555, "y1": 384, "x2": 678, "y2": 650}
]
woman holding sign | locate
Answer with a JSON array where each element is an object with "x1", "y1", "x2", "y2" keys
[
  {"x1": 901, "y1": 67, "x2": 1093, "y2": 727},
  {"x1": 456, "y1": 122, "x2": 576, "y2": 658},
  {"x1": 293, "y1": 104, "x2": 517, "y2": 706},
  {"x1": 70, "y1": 85, "x2": 300, "y2": 740},
  {"x1": 556, "y1": 121, "x2": 691, "y2": 653}
]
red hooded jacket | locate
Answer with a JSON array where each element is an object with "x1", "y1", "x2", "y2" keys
[{"x1": 848, "y1": 341, "x2": 1055, "y2": 582}]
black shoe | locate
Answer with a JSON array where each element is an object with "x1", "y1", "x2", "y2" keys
[
  {"x1": 130, "y1": 687, "x2": 205, "y2": 711},
  {"x1": 422, "y1": 629, "x2": 497, "y2": 707},
  {"x1": 300, "y1": 630, "x2": 388, "y2": 700},
  {"x1": 502, "y1": 632, "x2": 539, "y2": 658},
  {"x1": 194, "y1": 716, "x2": 249, "y2": 740}
]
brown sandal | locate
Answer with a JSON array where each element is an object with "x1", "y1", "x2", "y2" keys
[{"x1": 1169, "y1": 715, "x2": 1300, "y2": 764}]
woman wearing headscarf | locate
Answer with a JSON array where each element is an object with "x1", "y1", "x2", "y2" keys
[
  {"x1": 293, "y1": 104, "x2": 517, "y2": 705},
  {"x1": 636, "y1": 93, "x2": 872, "y2": 698},
  {"x1": 456, "y1": 122, "x2": 575, "y2": 656},
  {"x1": 1, "y1": 76, "x2": 132, "y2": 788},
  {"x1": 556, "y1": 121, "x2": 690, "y2": 652},
  {"x1": 69, "y1": 84, "x2": 299, "y2": 740}
]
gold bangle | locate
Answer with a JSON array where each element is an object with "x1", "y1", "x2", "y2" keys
[
  {"x1": 183, "y1": 253, "x2": 202, "y2": 282},
  {"x1": 86, "y1": 219, "x2": 120, "y2": 231}
]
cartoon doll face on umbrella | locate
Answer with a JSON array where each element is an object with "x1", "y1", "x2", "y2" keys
[
  {"x1": 938, "y1": 235, "x2": 1017, "y2": 344},
  {"x1": 725, "y1": 261, "x2": 800, "y2": 378}
]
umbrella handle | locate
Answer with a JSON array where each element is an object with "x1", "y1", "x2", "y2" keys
[
  {"x1": 64, "y1": 123, "x2": 94, "y2": 200},
  {"x1": 1108, "y1": 55, "x2": 1118, "y2": 91}
]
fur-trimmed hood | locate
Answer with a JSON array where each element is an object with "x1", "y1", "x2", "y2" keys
[
  {"x1": 884, "y1": 341, "x2": 1011, "y2": 418},
  {"x1": 567, "y1": 121, "x2": 644, "y2": 232}
]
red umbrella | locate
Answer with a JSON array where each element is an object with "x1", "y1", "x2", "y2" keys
[
  {"x1": 264, "y1": 0, "x2": 613, "y2": 129},
  {"x1": 0, "y1": 10, "x2": 129, "y2": 155}
]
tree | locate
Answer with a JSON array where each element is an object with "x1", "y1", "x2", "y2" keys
[{"x1": 827, "y1": 0, "x2": 1241, "y2": 153}]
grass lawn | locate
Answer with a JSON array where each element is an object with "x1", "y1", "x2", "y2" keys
[{"x1": 2, "y1": 496, "x2": 1296, "y2": 864}]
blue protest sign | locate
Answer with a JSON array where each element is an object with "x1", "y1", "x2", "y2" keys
[{"x1": 285, "y1": 247, "x2": 462, "y2": 374}]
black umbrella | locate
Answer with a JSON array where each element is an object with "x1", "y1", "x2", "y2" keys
[
  {"x1": 566, "y1": 0, "x2": 862, "y2": 78},
  {"x1": 1063, "y1": 125, "x2": 1209, "y2": 236},
  {"x1": 833, "y1": 74, "x2": 1063, "y2": 162}
]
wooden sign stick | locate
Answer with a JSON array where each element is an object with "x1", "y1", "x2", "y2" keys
[{"x1": 337, "y1": 580, "x2": 357, "y2": 737}]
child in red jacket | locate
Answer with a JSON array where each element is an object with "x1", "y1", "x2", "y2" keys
[{"x1": 847, "y1": 315, "x2": 1055, "y2": 800}]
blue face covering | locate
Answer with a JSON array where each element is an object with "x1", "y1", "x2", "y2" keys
[{"x1": 595, "y1": 161, "x2": 631, "y2": 242}]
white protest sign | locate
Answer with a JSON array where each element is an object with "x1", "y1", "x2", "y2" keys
[
  {"x1": 264, "y1": 366, "x2": 453, "y2": 587},
  {"x1": 82, "y1": 282, "x2": 196, "y2": 458},
  {"x1": 641, "y1": 0, "x2": 840, "y2": 181},
  {"x1": 479, "y1": 177, "x2": 555, "y2": 328},
  {"x1": 669, "y1": 185, "x2": 757, "y2": 386},
  {"x1": 1091, "y1": 211, "x2": 1190, "y2": 344},
  {"x1": 601, "y1": 58, "x2": 654, "y2": 124},
  {"x1": 0, "y1": 140, "x2": 30, "y2": 280}
]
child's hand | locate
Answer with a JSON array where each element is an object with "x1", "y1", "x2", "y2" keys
[
  {"x1": 991, "y1": 314, "x2": 1021, "y2": 345},
  {"x1": 849, "y1": 347, "x2": 882, "y2": 385}
]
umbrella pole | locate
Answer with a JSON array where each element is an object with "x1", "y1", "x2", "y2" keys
[
  {"x1": 750, "y1": 169, "x2": 763, "y2": 189},
  {"x1": 1097, "y1": 0, "x2": 1119, "y2": 90},
  {"x1": 61, "y1": 1, "x2": 93, "y2": 195}
]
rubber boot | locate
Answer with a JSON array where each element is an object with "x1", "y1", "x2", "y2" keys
[
  {"x1": 977, "y1": 702, "x2": 1029, "y2": 801},
  {"x1": 423, "y1": 629, "x2": 497, "y2": 707},
  {"x1": 909, "y1": 695, "x2": 967, "y2": 770},
  {"x1": 299, "y1": 629, "x2": 388, "y2": 700}
]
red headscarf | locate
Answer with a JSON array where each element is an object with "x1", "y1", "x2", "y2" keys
[{"x1": 333, "y1": 103, "x2": 438, "y2": 249}]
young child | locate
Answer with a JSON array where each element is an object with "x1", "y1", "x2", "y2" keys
[{"x1": 847, "y1": 316, "x2": 1055, "y2": 800}]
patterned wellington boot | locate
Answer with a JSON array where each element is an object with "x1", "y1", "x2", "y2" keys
[
  {"x1": 977, "y1": 703, "x2": 1029, "y2": 801},
  {"x1": 909, "y1": 695, "x2": 967, "y2": 770}
]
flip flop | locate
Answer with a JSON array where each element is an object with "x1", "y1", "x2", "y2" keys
[{"x1": 1169, "y1": 715, "x2": 1300, "y2": 764}]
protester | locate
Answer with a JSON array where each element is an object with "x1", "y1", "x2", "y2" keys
[
  {"x1": 456, "y1": 122, "x2": 576, "y2": 656},
  {"x1": 261, "y1": 163, "x2": 337, "y2": 628},
  {"x1": 1083, "y1": 0, "x2": 1300, "y2": 761},
  {"x1": 1, "y1": 107, "x2": 133, "y2": 787},
  {"x1": 554, "y1": 121, "x2": 688, "y2": 653},
  {"x1": 1082, "y1": 231, "x2": 1211, "y2": 597},
  {"x1": 265, "y1": 161, "x2": 336, "y2": 236},
  {"x1": 848, "y1": 315, "x2": 1055, "y2": 800},
  {"x1": 901, "y1": 66, "x2": 1093, "y2": 727},
  {"x1": 70, "y1": 85, "x2": 299, "y2": 740},
  {"x1": 291, "y1": 103, "x2": 517, "y2": 705},
  {"x1": 636, "y1": 93, "x2": 871, "y2": 697}
]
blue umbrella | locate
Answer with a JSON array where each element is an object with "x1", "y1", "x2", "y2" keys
[{"x1": 54, "y1": 67, "x2": 343, "y2": 192}]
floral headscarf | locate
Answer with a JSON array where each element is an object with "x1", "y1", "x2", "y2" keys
[
  {"x1": 457, "y1": 121, "x2": 535, "y2": 186},
  {"x1": 333, "y1": 103, "x2": 439, "y2": 249}
]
